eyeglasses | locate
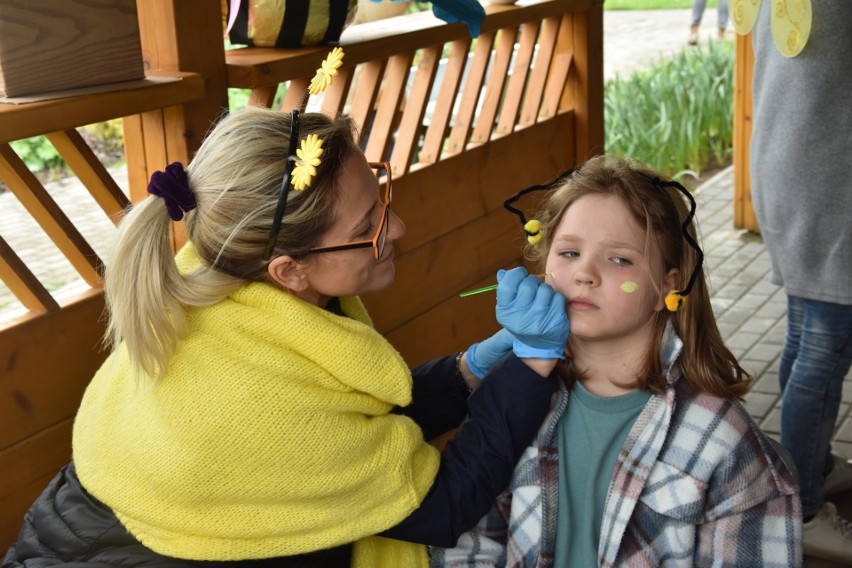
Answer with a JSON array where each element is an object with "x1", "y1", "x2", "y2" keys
[
  {"x1": 262, "y1": 109, "x2": 302, "y2": 261},
  {"x1": 300, "y1": 162, "x2": 393, "y2": 263}
]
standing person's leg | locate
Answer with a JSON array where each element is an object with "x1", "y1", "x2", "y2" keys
[
  {"x1": 779, "y1": 296, "x2": 852, "y2": 518},
  {"x1": 717, "y1": 0, "x2": 729, "y2": 39},
  {"x1": 688, "y1": 0, "x2": 707, "y2": 44}
]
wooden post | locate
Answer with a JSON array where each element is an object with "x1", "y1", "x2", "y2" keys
[
  {"x1": 127, "y1": 0, "x2": 229, "y2": 202},
  {"x1": 733, "y1": 33, "x2": 758, "y2": 231},
  {"x1": 564, "y1": 1, "x2": 604, "y2": 165}
]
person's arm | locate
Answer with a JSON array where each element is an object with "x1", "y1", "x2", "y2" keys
[
  {"x1": 429, "y1": 495, "x2": 511, "y2": 567},
  {"x1": 381, "y1": 354, "x2": 556, "y2": 547},
  {"x1": 393, "y1": 354, "x2": 470, "y2": 442}
]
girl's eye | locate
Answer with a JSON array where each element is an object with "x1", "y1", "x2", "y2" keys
[
  {"x1": 612, "y1": 256, "x2": 632, "y2": 266},
  {"x1": 559, "y1": 250, "x2": 579, "y2": 258}
]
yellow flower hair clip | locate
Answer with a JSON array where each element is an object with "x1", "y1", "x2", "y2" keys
[
  {"x1": 291, "y1": 134, "x2": 324, "y2": 191},
  {"x1": 308, "y1": 47, "x2": 345, "y2": 95}
]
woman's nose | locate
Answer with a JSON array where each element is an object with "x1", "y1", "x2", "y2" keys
[{"x1": 388, "y1": 209, "x2": 405, "y2": 240}]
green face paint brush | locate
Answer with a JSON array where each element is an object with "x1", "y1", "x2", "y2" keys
[{"x1": 459, "y1": 273, "x2": 553, "y2": 297}]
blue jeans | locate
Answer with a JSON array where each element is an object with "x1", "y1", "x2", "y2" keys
[
  {"x1": 691, "y1": 0, "x2": 729, "y2": 28},
  {"x1": 779, "y1": 295, "x2": 852, "y2": 518}
]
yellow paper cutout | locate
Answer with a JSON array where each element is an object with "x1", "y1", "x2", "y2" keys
[
  {"x1": 731, "y1": 0, "x2": 761, "y2": 35},
  {"x1": 620, "y1": 281, "x2": 639, "y2": 294},
  {"x1": 771, "y1": 0, "x2": 811, "y2": 57}
]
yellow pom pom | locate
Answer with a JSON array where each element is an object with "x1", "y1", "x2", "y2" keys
[
  {"x1": 665, "y1": 290, "x2": 685, "y2": 312},
  {"x1": 524, "y1": 219, "x2": 542, "y2": 244}
]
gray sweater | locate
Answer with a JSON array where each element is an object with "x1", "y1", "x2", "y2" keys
[{"x1": 749, "y1": 0, "x2": 852, "y2": 305}]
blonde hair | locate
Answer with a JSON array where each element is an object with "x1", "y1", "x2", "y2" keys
[
  {"x1": 527, "y1": 155, "x2": 751, "y2": 399},
  {"x1": 104, "y1": 107, "x2": 358, "y2": 382}
]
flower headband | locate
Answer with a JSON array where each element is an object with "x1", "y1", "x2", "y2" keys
[
  {"x1": 502, "y1": 168, "x2": 704, "y2": 312},
  {"x1": 262, "y1": 47, "x2": 345, "y2": 261}
]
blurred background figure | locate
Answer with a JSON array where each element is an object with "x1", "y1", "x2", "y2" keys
[{"x1": 688, "y1": 0, "x2": 728, "y2": 44}]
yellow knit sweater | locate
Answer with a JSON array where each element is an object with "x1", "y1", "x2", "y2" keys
[{"x1": 73, "y1": 245, "x2": 440, "y2": 565}]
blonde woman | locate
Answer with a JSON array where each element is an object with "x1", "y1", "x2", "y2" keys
[{"x1": 4, "y1": 107, "x2": 569, "y2": 567}]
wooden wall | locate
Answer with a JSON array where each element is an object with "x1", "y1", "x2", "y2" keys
[{"x1": 0, "y1": 0, "x2": 603, "y2": 549}]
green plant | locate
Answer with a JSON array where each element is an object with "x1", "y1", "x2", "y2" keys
[
  {"x1": 605, "y1": 40, "x2": 733, "y2": 179},
  {"x1": 9, "y1": 136, "x2": 65, "y2": 174}
]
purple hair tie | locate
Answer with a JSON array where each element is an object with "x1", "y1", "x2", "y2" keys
[{"x1": 147, "y1": 162, "x2": 196, "y2": 221}]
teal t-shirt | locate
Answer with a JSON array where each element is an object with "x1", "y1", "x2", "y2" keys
[{"x1": 553, "y1": 381, "x2": 651, "y2": 567}]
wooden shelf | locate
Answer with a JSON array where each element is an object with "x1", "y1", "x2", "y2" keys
[{"x1": 0, "y1": 71, "x2": 205, "y2": 143}]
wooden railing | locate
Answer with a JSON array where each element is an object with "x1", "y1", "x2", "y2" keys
[{"x1": 0, "y1": 0, "x2": 602, "y2": 549}]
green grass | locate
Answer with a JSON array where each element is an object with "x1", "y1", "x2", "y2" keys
[
  {"x1": 605, "y1": 39, "x2": 733, "y2": 180},
  {"x1": 604, "y1": 0, "x2": 717, "y2": 10}
]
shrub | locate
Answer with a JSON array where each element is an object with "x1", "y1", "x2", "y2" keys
[{"x1": 605, "y1": 40, "x2": 734, "y2": 179}]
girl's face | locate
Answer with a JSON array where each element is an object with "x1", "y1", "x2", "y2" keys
[
  {"x1": 545, "y1": 193, "x2": 676, "y2": 350},
  {"x1": 298, "y1": 151, "x2": 405, "y2": 305}
]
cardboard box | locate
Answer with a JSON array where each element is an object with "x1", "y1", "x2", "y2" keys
[{"x1": 0, "y1": 0, "x2": 145, "y2": 98}]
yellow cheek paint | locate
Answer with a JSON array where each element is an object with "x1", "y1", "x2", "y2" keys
[{"x1": 620, "y1": 281, "x2": 639, "y2": 293}]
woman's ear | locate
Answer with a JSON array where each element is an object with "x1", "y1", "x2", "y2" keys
[
  {"x1": 267, "y1": 255, "x2": 310, "y2": 293},
  {"x1": 656, "y1": 268, "x2": 681, "y2": 312}
]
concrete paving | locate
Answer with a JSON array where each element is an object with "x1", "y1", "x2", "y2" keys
[{"x1": 1, "y1": 8, "x2": 851, "y2": 564}]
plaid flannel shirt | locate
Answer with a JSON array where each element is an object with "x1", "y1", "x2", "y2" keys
[{"x1": 431, "y1": 322, "x2": 802, "y2": 567}]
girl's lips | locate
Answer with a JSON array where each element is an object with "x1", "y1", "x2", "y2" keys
[{"x1": 569, "y1": 297, "x2": 598, "y2": 310}]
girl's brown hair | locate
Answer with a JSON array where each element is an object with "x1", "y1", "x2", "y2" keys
[
  {"x1": 526, "y1": 155, "x2": 751, "y2": 399},
  {"x1": 103, "y1": 107, "x2": 358, "y2": 382}
]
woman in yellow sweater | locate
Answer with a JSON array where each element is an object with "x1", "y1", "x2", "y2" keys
[{"x1": 4, "y1": 104, "x2": 569, "y2": 567}]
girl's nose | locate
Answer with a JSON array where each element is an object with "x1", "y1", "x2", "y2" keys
[{"x1": 573, "y1": 260, "x2": 599, "y2": 286}]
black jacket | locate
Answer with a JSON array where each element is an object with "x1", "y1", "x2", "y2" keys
[{"x1": 4, "y1": 354, "x2": 555, "y2": 567}]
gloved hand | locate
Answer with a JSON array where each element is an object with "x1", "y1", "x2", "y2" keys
[
  {"x1": 496, "y1": 267, "x2": 569, "y2": 360},
  {"x1": 466, "y1": 328, "x2": 514, "y2": 379}
]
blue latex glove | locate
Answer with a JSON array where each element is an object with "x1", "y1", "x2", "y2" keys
[
  {"x1": 496, "y1": 267, "x2": 569, "y2": 360},
  {"x1": 466, "y1": 328, "x2": 514, "y2": 379},
  {"x1": 374, "y1": 0, "x2": 484, "y2": 38}
]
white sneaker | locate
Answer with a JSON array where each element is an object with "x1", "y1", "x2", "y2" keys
[
  {"x1": 803, "y1": 502, "x2": 852, "y2": 564},
  {"x1": 825, "y1": 453, "x2": 852, "y2": 496}
]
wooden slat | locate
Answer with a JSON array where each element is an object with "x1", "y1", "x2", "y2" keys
[
  {"x1": 140, "y1": 110, "x2": 170, "y2": 195},
  {"x1": 496, "y1": 21, "x2": 540, "y2": 137},
  {"x1": 390, "y1": 46, "x2": 441, "y2": 176},
  {"x1": 45, "y1": 130, "x2": 130, "y2": 222},
  {"x1": 365, "y1": 52, "x2": 414, "y2": 162},
  {"x1": 419, "y1": 38, "x2": 471, "y2": 164},
  {"x1": 249, "y1": 85, "x2": 277, "y2": 108},
  {"x1": 0, "y1": 72, "x2": 204, "y2": 144},
  {"x1": 0, "y1": 236, "x2": 60, "y2": 313},
  {"x1": 446, "y1": 32, "x2": 495, "y2": 156},
  {"x1": 280, "y1": 77, "x2": 310, "y2": 112},
  {"x1": 539, "y1": 14, "x2": 574, "y2": 120},
  {"x1": 520, "y1": 16, "x2": 561, "y2": 127},
  {"x1": 0, "y1": 145, "x2": 102, "y2": 287},
  {"x1": 348, "y1": 61, "x2": 386, "y2": 141},
  {"x1": 0, "y1": 290, "x2": 107, "y2": 445},
  {"x1": 471, "y1": 27, "x2": 519, "y2": 145},
  {"x1": 320, "y1": 66, "x2": 354, "y2": 117},
  {"x1": 122, "y1": 114, "x2": 149, "y2": 200},
  {"x1": 0, "y1": 418, "x2": 74, "y2": 550},
  {"x1": 224, "y1": 0, "x2": 594, "y2": 90}
]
